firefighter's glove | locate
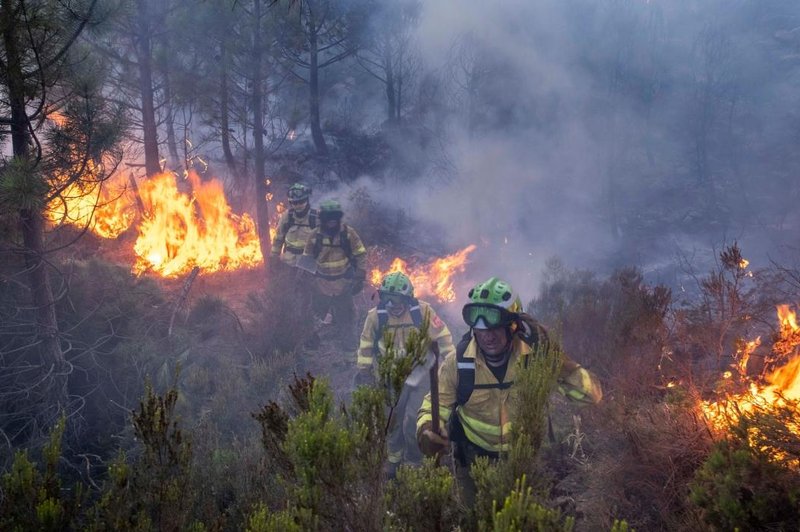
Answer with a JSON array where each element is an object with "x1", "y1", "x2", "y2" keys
[{"x1": 418, "y1": 423, "x2": 450, "y2": 457}]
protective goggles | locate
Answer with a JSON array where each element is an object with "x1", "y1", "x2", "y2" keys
[
  {"x1": 462, "y1": 303, "x2": 516, "y2": 329},
  {"x1": 288, "y1": 198, "x2": 308, "y2": 206},
  {"x1": 379, "y1": 293, "x2": 409, "y2": 307}
]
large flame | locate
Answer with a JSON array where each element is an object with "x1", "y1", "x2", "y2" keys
[
  {"x1": 133, "y1": 171, "x2": 263, "y2": 277},
  {"x1": 370, "y1": 245, "x2": 477, "y2": 302},
  {"x1": 701, "y1": 305, "x2": 800, "y2": 433},
  {"x1": 46, "y1": 173, "x2": 136, "y2": 239}
]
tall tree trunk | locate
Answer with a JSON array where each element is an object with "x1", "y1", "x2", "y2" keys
[
  {"x1": 2, "y1": 0, "x2": 67, "y2": 407},
  {"x1": 163, "y1": 72, "x2": 180, "y2": 167},
  {"x1": 308, "y1": 25, "x2": 328, "y2": 156},
  {"x1": 220, "y1": 43, "x2": 238, "y2": 176},
  {"x1": 136, "y1": 0, "x2": 161, "y2": 177},
  {"x1": 384, "y1": 38, "x2": 396, "y2": 123},
  {"x1": 252, "y1": 0, "x2": 271, "y2": 273}
]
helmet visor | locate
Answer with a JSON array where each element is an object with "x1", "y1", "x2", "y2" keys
[{"x1": 462, "y1": 303, "x2": 515, "y2": 329}]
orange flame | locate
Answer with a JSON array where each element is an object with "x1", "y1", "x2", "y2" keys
[
  {"x1": 132, "y1": 171, "x2": 262, "y2": 277},
  {"x1": 370, "y1": 245, "x2": 477, "y2": 302},
  {"x1": 46, "y1": 174, "x2": 136, "y2": 239},
  {"x1": 701, "y1": 306, "x2": 800, "y2": 433}
]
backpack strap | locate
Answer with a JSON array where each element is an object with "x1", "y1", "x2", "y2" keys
[
  {"x1": 455, "y1": 332, "x2": 475, "y2": 406},
  {"x1": 308, "y1": 209, "x2": 317, "y2": 229},
  {"x1": 312, "y1": 224, "x2": 353, "y2": 261}
]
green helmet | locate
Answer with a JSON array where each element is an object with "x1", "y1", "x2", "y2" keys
[
  {"x1": 462, "y1": 277, "x2": 522, "y2": 329},
  {"x1": 288, "y1": 183, "x2": 311, "y2": 202},
  {"x1": 319, "y1": 199, "x2": 343, "y2": 221},
  {"x1": 380, "y1": 271, "x2": 414, "y2": 298}
]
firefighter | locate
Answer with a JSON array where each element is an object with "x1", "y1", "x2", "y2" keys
[
  {"x1": 356, "y1": 271, "x2": 456, "y2": 476},
  {"x1": 300, "y1": 199, "x2": 367, "y2": 343},
  {"x1": 269, "y1": 183, "x2": 317, "y2": 269},
  {"x1": 416, "y1": 277, "x2": 602, "y2": 499}
]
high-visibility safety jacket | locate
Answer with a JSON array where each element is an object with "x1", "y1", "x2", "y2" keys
[
  {"x1": 417, "y1": 335, "x2": 602, "y2": 454},
  {"x1": 302, "y1": 224, "x2": 367, "y2": 296},
  {"x1": 270, "y1": 209, "x2": 318, "y2": 266},
  {"x1": 357, "y1": 299, "x2": 456, "y2": 386}
]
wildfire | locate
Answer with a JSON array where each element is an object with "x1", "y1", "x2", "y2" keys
[
  {"x1": 370, "y1": 245, "x2": 477, "y2": 302},
  {"x1": 133, "y1": 171, "x2": 262, "y2": 277},
  {"x1": 46, "y1": 172, "x2": 136, "y2": 239},
  {"x1": 701, "y1": 306, "x2": 800, "y2": 434}
]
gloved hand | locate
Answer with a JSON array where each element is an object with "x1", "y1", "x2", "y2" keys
[{"x1": 418, "y1": 422, "x2": 450, "y2": 457}]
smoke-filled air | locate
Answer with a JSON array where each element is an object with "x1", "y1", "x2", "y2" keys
[{"x1": 2, "y1": 0, "x2": 800, "y2": 529}]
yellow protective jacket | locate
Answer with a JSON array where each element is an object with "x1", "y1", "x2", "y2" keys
[
  {"x1": 270, "y1": 208, "x2": 318, "y2": 266},
  {"x1": 417, "y1": 334, "x2": 602, "y2": 454},
  {"x1": 356, "y1": 300, "x2": 456, "y2": 380},
  {"x1": 302, "y1": 224, "x2": 367, "y2": 296}
]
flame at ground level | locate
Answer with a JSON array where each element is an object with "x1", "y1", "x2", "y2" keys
[
  {"x1": 46, "y1": 175, "x2": 136, "y2": 239},
  {"x1": 370, "y1": 245, "x2": 477, "y2": 303},
  {"x1": 133, "y1": 172, "x2": 263, "y2": 277},
  {"x1": 701, "y1": 306, "x2": 800, "y2": 440}
]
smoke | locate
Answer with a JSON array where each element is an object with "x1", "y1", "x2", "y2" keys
[{"x1": 359, "y1": 0, "x2": 800, "y2": 300}]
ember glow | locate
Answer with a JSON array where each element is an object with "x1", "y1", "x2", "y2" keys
[
  {"x1": 132, "y1": 172, "x2": 262, "y2": 277},
  {"x1": 46, "y1": 174, "x2": 136, "y2": 239},
  {"x1": 370, "y1": 244, "x2": 477, "y2": 302},
  {"x1": 701, "y1": 306, "x2": 800, "y2": 434}
]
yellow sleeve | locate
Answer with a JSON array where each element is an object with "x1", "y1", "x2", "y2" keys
[
  {"x1": 417, "y1": 351, "x2": 457, "y2": 437},
  {"x1": 347, "y1": 226, "x2": 368, "y2": 270},
  {"x1": 357, "y1": 310, "x2": 378, "y2": 369},
  {"x1": 423, "y1": 304, "x2": 456, "y2": 360},
  {"x1": 558, "y1": 365, "x2": 603, "y2": 404},
  {"x1": 270, "y1": 212, "x2": 289, "y2": 255}
]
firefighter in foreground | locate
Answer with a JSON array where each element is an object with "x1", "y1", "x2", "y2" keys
[
  {"x1": 356, "y1": 272, "x2": 456, "y2": 476},
  {"x1": 416, "y1": 277, "x2": 602, "y2": 496},
  {"x1": 299, "y1": 199, "x2": 367, "y2": 344},
  {"x1": 269, "y1": 183, "x2": 317, "y2": 268}
]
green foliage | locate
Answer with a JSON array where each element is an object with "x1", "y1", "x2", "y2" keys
[
  {"x1": 470, "y1": 338, "x2": 563, "y2": 528},
  {"x1": 245, "y1": 503, "x2": 304, "y2": 532},
  {"x1": 90, "y1": 383, "x2": 197, "y2": 531},
  {"x1": 0, "y1": 157, "x2": 49, "y2": 211},
  {"x1": 252, "y1": 318, "x2": 432, "y2": 530},
  {"x1": 609, "y1": 519, "x2": 632, "y2": 532},
  {"x1": 690, "y1": 409, "x2": 800, "y2": 531},
  {"x1": 482, "y1": 476, "x2": 574, "y2": 532},
  {"x1": 0, "y1": 415, "x2": 80, "y2": 531},
  {"x1": 385, "y1": 458, "x2": 458, "y2": 531}
]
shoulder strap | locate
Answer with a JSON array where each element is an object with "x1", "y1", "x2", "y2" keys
[
  {"x1": 312, "y1": 231, "x2": 324, "y2": 258},
  {"x1": 340, "y1": 224, "x2": 352, "y2": 261},
  {"x1": 408, "y1": 298, "x2": 423, "y2": 327},
  {"x1": 373, "y1": 304, "x2": 389, "y2": 355},
  {"x1": 280, "y1": 211, "x2": 294, "y2": 236},
  {"x1": 455, "y1": 332, "x2": 475, "y2": 406},
  {"x1": 308, "y1": 209, "x2": 317, "y2": 229}
]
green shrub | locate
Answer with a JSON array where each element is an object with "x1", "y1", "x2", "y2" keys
[
  {"x1": 483, "y1": 476, "x2": 574, "y2": 532},
  {"x1": 690, "y1": 434, "x2": 800, "y2": 530}
]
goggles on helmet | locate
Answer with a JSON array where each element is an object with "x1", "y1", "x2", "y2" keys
[
  {"x1": 288, "y1": 198, "x2": 308, "y2": 206},
  {"x1": 462, "y1": 303, "x2": 516, "y2": 329},
  {"x1": 380, "y1": 293, "x2": 409, "y2": 307}
]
